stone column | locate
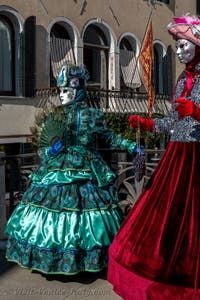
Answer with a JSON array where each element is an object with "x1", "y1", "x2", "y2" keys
[{"x1": 0, "y1": 152, "x2": 7, "y2": 240}]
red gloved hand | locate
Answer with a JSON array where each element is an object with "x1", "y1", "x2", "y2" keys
[
  {"x1": 129, "y1": 115, "x2": 154, "y2": 131},
  {"x1": 175, "y1": 98, "x2": 200, "y2": 121}
]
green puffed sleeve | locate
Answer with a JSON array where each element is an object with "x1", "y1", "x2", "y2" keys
[{"x1": 93, "y1": 109, "x2": 137, "y2": 154}]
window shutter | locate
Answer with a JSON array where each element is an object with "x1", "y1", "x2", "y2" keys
[
  {"x1": 166, "y1": 46, "x2": 175, "y2": 96},
  {"x1": 197, "y1": 0, "x2": 200, "y2": 15},
  {"x1": 24, "y1": 16, "x2": 36, "y2": 97}
]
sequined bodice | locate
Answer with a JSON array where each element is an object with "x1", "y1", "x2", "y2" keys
[{"x1": 153, "y1": 63, "x2": 200, "y2": 142}]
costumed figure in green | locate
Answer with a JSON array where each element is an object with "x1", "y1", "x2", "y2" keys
[{"x1": 5, "y1": 63, "x2": 138, "y2": 275}]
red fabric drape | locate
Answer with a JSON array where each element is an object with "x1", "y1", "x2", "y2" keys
[{"x1": 108, "y1": 142, "x2": 200, "y2": 299}]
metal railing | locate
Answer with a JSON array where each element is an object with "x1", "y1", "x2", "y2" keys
[
  {"x1": 35, "y1": 88, "x2": 171, "y2": 115},
  {"x1": 1, "y1": 152, "x2": 39, "y2": 217}
]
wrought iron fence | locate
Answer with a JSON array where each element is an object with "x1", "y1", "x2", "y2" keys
[
  {"x1": 2, "y1": 153, "x2": 39, "y2": 217},
  {"x1": 87, "y1": 90, "x2": 171, "y2": 115},
  {"x1": 35, "y1": 88, "x2": 171, "y2": 115}
]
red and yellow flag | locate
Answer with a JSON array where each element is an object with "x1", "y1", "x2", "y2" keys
[{"x1": 139, "y1": 19, "x2": 155, "y2": 117}]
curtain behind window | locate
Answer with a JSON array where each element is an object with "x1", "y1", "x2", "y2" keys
[
  {"x1": 0, "y1": 18, "x2": 13, "y2": 92},
  {"x1": 50, "y1": 36, "x2": 75, "y2": 79},
  {"x1": 120, "y1": 49, "x2": 141, "y2": 89}
]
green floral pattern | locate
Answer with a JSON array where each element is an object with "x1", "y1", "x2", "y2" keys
[
  {"x1": 6, "y1": 238, "x2": 109, "y2": 274},
  {"x1": 22, "y1": 182, "x2": 119, "y2": 211}
]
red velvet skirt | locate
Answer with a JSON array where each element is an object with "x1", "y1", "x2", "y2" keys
[{"x1": 108, "y1": 141, "x2": 200, "y2": 300}]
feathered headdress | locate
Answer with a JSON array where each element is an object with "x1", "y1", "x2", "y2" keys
[
  {"x1": 167, "y1": 13, "x2": 200, "y2": 46},
  {"x1": 57, "y1": 62, "x2": 89, "y2": 88}
]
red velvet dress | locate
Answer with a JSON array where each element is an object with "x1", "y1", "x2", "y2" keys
[{"x1": 108, "y1": 64, "x2": 200, "y2": 300}]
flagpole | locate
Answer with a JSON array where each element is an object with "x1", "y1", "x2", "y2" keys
[
  {"x1": 128, "y1": 8, "x2": 154, "y2": 147},
  {"x1": 129, "y1": 9, "x2": 153, "y2": 88}
]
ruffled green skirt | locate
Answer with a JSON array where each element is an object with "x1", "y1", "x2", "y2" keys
[{"x1": 5, "y1": 180, "x2": 123, "y2": 274}]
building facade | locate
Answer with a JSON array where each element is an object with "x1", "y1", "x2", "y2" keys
[{"x1": 0, "y1": 0, "x2": 198, "y2": 152}]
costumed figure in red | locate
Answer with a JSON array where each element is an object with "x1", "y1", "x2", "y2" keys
[{"x1": 108, "y1": 14, "x2": 200, "y2": 300}]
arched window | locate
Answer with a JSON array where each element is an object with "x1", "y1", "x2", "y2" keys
[
  {"x1": 119, "y1": 36, "x2": 141, "y2": 90},
  {"x1": 197, "y1": 0, "x2": 200, "y2": 15},
  {"x1": 50, "y1": 23, "x2": 75, "y2": 87},
  {"x1": 153, "y1": 42, "x2": 174, "y2": 95},
  {"x1": 83, "y1": 25, "x2": 109, "y2": 89},
  {"x1": 0, "y1": 15, "x2": 15, "y2": 95},
  {"x1": 154, "y1": 42, "x2": 166, "y2": 94}
]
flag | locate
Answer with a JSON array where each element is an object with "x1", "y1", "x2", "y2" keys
[{"x1": 139, "y1": 19, "x2": 155, "y2": 117}]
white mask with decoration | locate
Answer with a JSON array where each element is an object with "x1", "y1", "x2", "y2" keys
[
  {"x1": 59, "y1": 88, "x2": 76, "y2": 105},
  {"x1": 59, "y1": 78, "x2": 80, "y2": 105}
]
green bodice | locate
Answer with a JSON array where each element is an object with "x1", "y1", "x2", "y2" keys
[{"x1": 31, "y1": 101, "x2": 136, "y2": 187}]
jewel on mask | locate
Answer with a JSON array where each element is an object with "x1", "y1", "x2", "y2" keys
[{"x1": 69, "y1": 78, "x2": 80, "y2": 88}]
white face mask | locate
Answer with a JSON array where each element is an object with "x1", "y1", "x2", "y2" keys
[
  {"x1": 59, "y1": 87, "x2": 76, "y2": 105},
  {"x1": 176, "y1": 39, "x2": 196, "y2": 64}
]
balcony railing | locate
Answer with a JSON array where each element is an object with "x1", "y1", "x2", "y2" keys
[{"x1": 35, "y1": 88, "x2": 171, "y2": 115}]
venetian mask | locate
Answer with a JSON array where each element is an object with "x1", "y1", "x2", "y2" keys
[
  {"x1": 59, "y1": 87, "x2": 76, "y2": 105},
  {"x1": 59, "y1": 77, "x2": 81, "y2": 105},
  {"x1": 176, "y1": 39, "x2": 196, "y2": 64}
]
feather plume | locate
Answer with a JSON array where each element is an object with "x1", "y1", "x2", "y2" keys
[
  {"x1": 39, "y1": 118, "x2": 65, "y2": 148},
  {"x1": 174, "y1": 14, "x2": 200, "y2": 25}
]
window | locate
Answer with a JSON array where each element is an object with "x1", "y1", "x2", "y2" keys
[
  {"x1": 119, "y1": 37, "x2": 141, "y2": 90},
  {"x1": 153, "y1": 42, "x2": 172, "y2": 95},
  {"x1": 0, "y1": 15, "x2": 15, "y2": 95},
  {"x1": 145, "y1": 0, "x2": 169, "y2": 4},
  {"x1": 154, "y1": 43, "x2": 165, "y2": 94},
  {"x1": 24, "y1": 16, "x2": 36, "y2": 97},
  {"x1": 157, "y1": 0, "x2": 169, "y2": 3},
  {"x1": 50, "y1": 23, "x2": 75, "y2": 87},
  {"x1": 83, "y1": 25, "x2": 109, "y2": 90},
  {"x1": 197, "y1": 0, "x2": 200, "y2": 15}
]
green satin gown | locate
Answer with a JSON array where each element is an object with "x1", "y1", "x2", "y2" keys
[{"x1": 5, "y1": 98, "x2": 136, "y2": 275}]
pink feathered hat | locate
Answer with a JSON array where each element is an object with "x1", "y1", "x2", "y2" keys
[{"x1": 167, "y1": 14, "x2": 200, "y2": 46}]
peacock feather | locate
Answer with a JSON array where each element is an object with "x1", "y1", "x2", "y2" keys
[
  {"x1": 38, "y1": 117, "x2": 65, "y2": 148},
  {"x1": 30, "y1": 106, "x2": 66, "y2": 150}
]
